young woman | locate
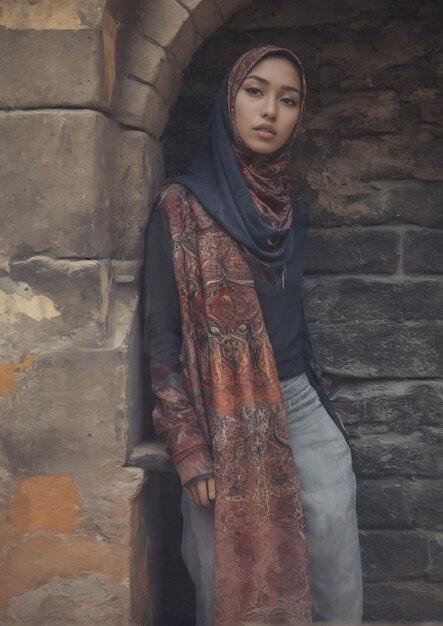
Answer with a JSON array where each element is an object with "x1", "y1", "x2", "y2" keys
[{"x1": 143, "y1": 45, "x2": 363, "y2": 626}]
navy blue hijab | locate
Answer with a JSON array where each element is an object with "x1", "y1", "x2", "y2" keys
[{"x1": 173, "y1": 45, "x2": 307, "y2": 283}]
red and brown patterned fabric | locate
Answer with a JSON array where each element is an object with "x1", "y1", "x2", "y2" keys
[
  {"x1": 151, "y1": 184, "x2": 311, "y2": 625},
  {"x1": 227, "y1": 45, "x2": 307, "y2": 233}
]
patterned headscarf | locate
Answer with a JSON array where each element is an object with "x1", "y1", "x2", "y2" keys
[
  {"x1": 173, "y1": 45, "x2": 307, "y2": 286},
  {"x1": 227, "y1": 45, "x2": 307, "y2": 236}
]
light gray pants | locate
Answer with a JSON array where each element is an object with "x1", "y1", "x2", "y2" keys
[{"x1": 180, "y1": 371, "x2": 363, "y2": 625}]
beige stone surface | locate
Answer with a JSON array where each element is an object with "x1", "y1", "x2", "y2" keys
[
  {"x1": 142, "y1": 86, "x2": 171, "y2": 139},
  {"x1": 0, "y1": 110, "x2": 110, "y2": 260},
  {"x1": 0, "y1": 0, "x2": 106, "y2": 30},
  {"x1": 1, "y1": 258, "x2": 110, "y2": 354},
  {"x1": 109, "y1": 125, "x2": 164, "y2": 259},
  {"x1": 0, "y1": 28, "x2": 107, "y2": 109},
  {"x1": 131, "y1": 0, "x2": 190, "y2": 48},
  {"x1": 154, "y1": 55, "x2": 184, "y2": 106},
  {"x1": 0, "y1": 463, "x2": 145, "y2": 621},
  {"x1": 111, "y1": 76, "x2": 169, "y2": 138},
  {"x1": 116, "y1": 26, "x2": 166, "y2": 87}
]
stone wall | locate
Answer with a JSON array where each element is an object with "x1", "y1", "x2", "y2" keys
[
  {"x1": 165, "y1": 0, "x2": 443, "y2": 621},
  {"x1": 0, "y1": 0, "x2": 441, "y2": 623},
  {"x1": 0, "y1": 0, "x2": 251, "y2": 624}
]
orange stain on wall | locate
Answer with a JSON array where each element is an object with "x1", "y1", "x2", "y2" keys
[
  {"x1": 16, "y1": 354, "x2": 39, "y2": 373},
  {"x1": 0, "y1": 474, "x2": 122, "y2": 607},
  {"x1": 0, "y1": 355, "x2": 39, "y2": 396},
  {"x1": 0, "y1": 362, "x2": 16, "y2": 395},
  {"x1": 9, "y1": 474, "x2": 80, "y2": 534},
  {"x1": 0, "y1": 534, "x2": 122, "y2": 606}
]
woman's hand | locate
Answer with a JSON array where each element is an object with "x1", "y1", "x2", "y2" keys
[{"x1": 184, "y1": 476, "x2": 216, "y2": 508}]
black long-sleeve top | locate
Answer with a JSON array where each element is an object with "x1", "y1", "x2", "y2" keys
[{"x1": 143, "y1": 198, "x2": 308, "y2": 383}]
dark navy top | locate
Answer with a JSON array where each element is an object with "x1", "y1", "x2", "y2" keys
[{"x1": 143, "y1": 196, "x2": 308, "y2": 381}]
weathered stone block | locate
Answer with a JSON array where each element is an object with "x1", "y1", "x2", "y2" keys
[
  {"x1": 168, "y1": 12, "x2": 202, "y2": 70},
  {"x1": 380, "y1": 180, "x2": 443, "y2": 228},
  {"x1": 153, "y1": 55, "x2": 184, "y2": 107},
  {"x1": 363, "y1": 580, "x2": 443, "y2": 621},
  {"x1": 304, "y1": 277, "x2": 443, "y2": 324},
  {"x1": 142, "y1": 88, "x2": 171, "y2": 142},
  {"x1": 307, "y1": 91, "x2": 399, "y2": 132},
  {"x1": 115, "y1": 25, "x2": 166, "y2": 87},
  {"x1": 4, "y1": 574, "x2": 126, "y2": 625},
  {"x1": 352, "y1": 433, "x2": 443, "y2": 479},
  {"x1": 218, "y1": 0, "x2": 254, "y2": 21},
  {"x1": 401, "y1": 279, "x2": 443, "y2": 320},
  {"x1": 181, "y1": 0, "x2": 223, "y2": 38},
  {"x1": 108, "y1": 124, "x2": 164, "y2": 259},
  {"x1": 306, "y1": 180, "x2": 443, "y2": 228},
  {"x1": 0, "y1": 28, "x2": 107, "y2": 109},
  {"x1": 0, "y1": 0, "x2": 107, "y2": 30},
  {"x1": 332, "y1": 381, "x2": 443, "y2": 435},
  {"x1": 111, "y1": 75, "x2": 148, "y2": 129},
  {"x1": 360, "y1": 530, "x2": 428, "y2": 581},
  {"x1": 303, "y1": 278, "x2": 402, "y2": 322},
  {"x1": 304, "y1": 229, "x2": 400, "y2": 274},
  {"x1": 302, "y1": 134, "x2": 443, "y2": 193},
  {"x1": 356, "y1": 480, "x2": 412, "y2": 529},
  {"x1": 0, "y1": 110, "x2": 110, "y2": 259},
  {"x1": 408, "y1": 480, "x2": 443, "y2": 531},
  {"x1": 0, "y1": 463, "x2": 144, "y2": 623},
  {"x1": 428, "y1": 534, "x2": 443, "y2": 582},
  {"x1": 0, "y1": 285, "x2": 139, "y2": 474},
  {"x1": 314, "y1": 21, "x2": 431, "y2": 76},
  {"x1": 229, "y1": 0, "x2": 388, "y2": 30},
  {"x1": 129, "y1": 0, "x2": 200, "y2": 68},
  {"x1": 111, "y1": 77, "x2": 169, "y2": 139},
  {"x1": 0, "y1": 257, "x2": 110, "y2": 355},
  {"x1": 404, "y1": 229, "x2": 443, "y2": 274},
  {"x1": 310, "y1": 323, "x2": 442, "y2": 378},
  {"x1": 409, "y1": 87, "x2": 443, "y2": 123}
]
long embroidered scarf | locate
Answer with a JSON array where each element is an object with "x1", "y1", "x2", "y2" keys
[{"x1": 160, "y1": 183, "x2": 311, "y2": 625}]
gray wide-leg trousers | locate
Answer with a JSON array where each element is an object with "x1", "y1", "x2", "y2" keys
[{"x1": 180, "y1": 371, "x2": 363, "y2": 625}]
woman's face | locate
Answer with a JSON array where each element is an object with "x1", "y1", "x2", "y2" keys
[{"x1": 234, "y1": 55, "x2": 302, "y2": 155}]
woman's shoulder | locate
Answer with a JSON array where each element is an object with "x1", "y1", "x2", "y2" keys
[{"x1": 152, "y1": 181, "x2": 193, "y2": 213}]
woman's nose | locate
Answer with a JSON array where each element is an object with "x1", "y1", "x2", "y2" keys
[{"x1": 261, "y1": 96, "x2": 277, "y2": 119}]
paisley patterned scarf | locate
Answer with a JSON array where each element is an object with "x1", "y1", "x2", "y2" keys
[
  {"x1": 155, "y1": 46, "x2": 312, "y2": 624},
  {"x1": 227, "y1": 45, "x2": 307, "y2": 232}
]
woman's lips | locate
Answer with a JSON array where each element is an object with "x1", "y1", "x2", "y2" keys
[{"x1": 254, "y1": 128, "x2": 276, "y2": 139}]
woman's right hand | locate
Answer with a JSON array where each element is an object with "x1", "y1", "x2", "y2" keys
[{"x1": 184, "y1": 476, "x2": 216, "y2": 508}]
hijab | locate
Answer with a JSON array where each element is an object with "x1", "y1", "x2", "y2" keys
[{"x1": 173, "y1": 44, "x2": 307, "y2": 286}]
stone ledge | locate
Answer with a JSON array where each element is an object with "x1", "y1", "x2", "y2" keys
[{"x1": 127, "y1": 439, "x2": 173, "y2": 472}]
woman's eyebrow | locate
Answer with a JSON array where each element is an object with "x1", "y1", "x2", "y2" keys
[{"x1": 244, "y1": 74, "x2": 301, "y2": 95}]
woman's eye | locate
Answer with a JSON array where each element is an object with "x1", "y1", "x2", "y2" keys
[
  {"x1": 245, "y1": 87, "x2": 262, "y2": 96},
  {"x1": 281, "y1": 97, "x2": 298, "y2": 106}
]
